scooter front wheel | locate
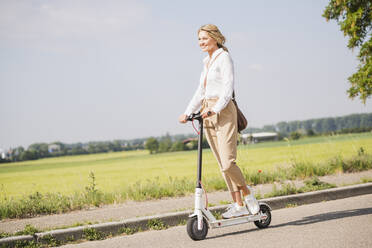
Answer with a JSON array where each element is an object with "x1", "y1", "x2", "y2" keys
[
  {"x1": 254, "y1": 204, "x2": 272, "y2": 228},
  {"x1": 186, "y1": 216, "x2": 208, "y2": 240}
]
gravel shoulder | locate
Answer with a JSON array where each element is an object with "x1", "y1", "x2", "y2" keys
[{"x1": 1, "y1": 170, "x2": 372, "y2": 233}]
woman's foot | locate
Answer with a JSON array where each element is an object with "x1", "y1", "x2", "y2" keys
[
  {"x1": 244, "y1": 187, "x2": 260, "y2": 215},
  {"x1": 222, "y1": 203, "x2": 249, "y2": 219}
]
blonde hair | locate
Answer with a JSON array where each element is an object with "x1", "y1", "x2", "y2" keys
[{"x1": 198, "y1": 24, "x2": 228, "y2": 52}]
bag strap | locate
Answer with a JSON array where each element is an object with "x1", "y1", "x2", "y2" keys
[
  {"x1": 203, "y1": 51, "x2": 223, "y2": 89},
  {"x1": 203, "y1": 51, "x2": 236, "y2": 102}
]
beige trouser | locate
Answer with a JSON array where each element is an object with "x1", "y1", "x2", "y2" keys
[{"x1": 201, "y1": 98, "x2": 246, "y2": 192}]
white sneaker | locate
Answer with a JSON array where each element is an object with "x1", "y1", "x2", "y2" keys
[
  {"x1": 222, "y1": 203, "x2": 249, "y2": 219},
  {"x1": 245, "y1": 187, "x2": 260, "y2": 215}
]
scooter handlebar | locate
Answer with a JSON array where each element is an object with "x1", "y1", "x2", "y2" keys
[{"x1": 186, "y1": 112, "x2": 202, "y2": 121}]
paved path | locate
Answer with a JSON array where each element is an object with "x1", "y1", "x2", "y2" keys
[
  {"x1": 1, "y1": 170, "x2": 372, "y2": 233},
  {"x1": 61, "y1": 193, "x2": 372, "y2": 248}
]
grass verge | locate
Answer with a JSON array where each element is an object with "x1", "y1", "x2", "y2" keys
[
  {"x1": 0, "y1": 149, "x2": 371, "y2": 220},
  {"x1": 1, "y1": 176, "x2": 369, "y2": 247},
  {"x1": 264, "y1": 177, "x2": 336, "y2": 198}
]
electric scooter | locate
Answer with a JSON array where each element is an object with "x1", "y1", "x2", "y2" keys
[{"x1": 186, "y1": 112, "x2": 272, "y2": 241}]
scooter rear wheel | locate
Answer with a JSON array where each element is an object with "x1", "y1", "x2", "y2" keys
[
  {"x1": 254, "y1": 204, "x2": 271, "y2": 228},
  {"x1": 186, "y1": 216, "x2": 208, "y2": 240}
]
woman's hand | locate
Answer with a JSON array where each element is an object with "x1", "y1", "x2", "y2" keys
[
  {"x1": 178, "y1": 114, "x2": 188, "y2": 123},
  {"x1": 202, "y1": 109, "x2": 215, "y2": 119}
]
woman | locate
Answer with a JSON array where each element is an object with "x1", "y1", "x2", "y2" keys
[{"x1": 178, "y1": 24, "x2": 259, "y2": 219}]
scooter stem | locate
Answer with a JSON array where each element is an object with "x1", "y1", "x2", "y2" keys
[{"x1": 196, "y1": 118, "x2": 203, "y2": 188}]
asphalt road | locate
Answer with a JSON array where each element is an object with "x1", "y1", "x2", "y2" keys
[{"x1": 62, "y1": 194, "x2": 372, "y2": 248}]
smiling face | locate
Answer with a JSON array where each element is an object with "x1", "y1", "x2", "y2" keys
[{"x1": 198, "y1": 30, "x2": 218, "y2": 54}]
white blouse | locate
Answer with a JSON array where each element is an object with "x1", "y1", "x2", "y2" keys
[{"x1": 184, "y1": 48, "x2": 234, "y2": 116}]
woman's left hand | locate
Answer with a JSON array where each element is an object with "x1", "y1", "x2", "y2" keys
[{"x1": 202, "y1": 109, "x2": 216, "y2": 119}]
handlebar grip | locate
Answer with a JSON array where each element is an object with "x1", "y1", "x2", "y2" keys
[{"x1": 187, "y1": 112, "x2": 202, "y2": 121}]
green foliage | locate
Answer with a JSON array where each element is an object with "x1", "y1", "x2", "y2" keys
[
  {"x1": 178, "y1": 219, "x2": 187, "y2": 226},
  {"x1": 147, "y1": 219, "x2": 167, "y2": 230},
  {"x1": 3, "y1": 114, "x2": 371, "y2": 164},
  {"x1": 123, "y1": 177, "x2": 195, "y2": 201},
  {"x1": 323, "y1": 0, "x2": 372, "y2": 103},
  {"x1": 212, "y1": 210, "x2": 222, "y2": 220},
  {"x1": 159, "y1": 133, "x2": 172, "y2": 152},
  {"x1": 40, "y1": 234, "x2": 61, "y2": 247},
  {"x1": 85, "y1": 171, "x2": 98, "y2": 195},
  {"x1": 13, "y1": 240, "x2": 41, "y2": 248},
  {"x1": 19, "y1": 150, "x2": 39, "y2": 161},
  {"x1": 0, "y1": 172, "x2": 115, "y2": 219},
  {"x1": 306, "y1": 129, "x2": 315, "y2": 136},
  {"x1": 118, "y1": 226, "x2": 138, "y2": 235},
  {"x1": 245, "y1": 113, "x2": 372, "y2": 136},
  {"x1": 170, "y1": 141, "x2": 186, "y2": 152},
  {"x1": 0, "y1": 149, "x2": 369, "y2": 219},
  {"x1": 285, "y1": 203, "x2": 298, "y2": 208},
  {"x1": 264, "y1": 177, "x2": 336, "y2": 198},
  {"x1": 341, "y1": 149, "x2": 372, "y2": 172},
  {"x1": 84, "y1": 171, "x2": 104, "y2": 207},
  {"x1": 0, "y1": 134, "x2": 371, "y2": 220},
  {"x1": 265, "y1": 183, "x2": 298, "y2": 198},
  {"x1": 145, "y1": 137, "x2": 159, "y2": 154},
  {"x1": 219, "y1": 200, "x2": 231, "y2": 205},
  {"x1": 83, "y1": 228, "x2": 106, "y2": 241},
  {"x1": 303, "y1": 177, "x2": 336, "y2": 190},
  {"x1": 0, "y1": 231, "x2": 11, "y2": 238},
  {"x1": 358, "y1": 146, "x2": 365, "y2": 156},
  {"x1": 361, "y1": 177, "x2": 372, "y2": 183},
  {"x1": 290, "y1": 131, "x2": 301, "y2": 140},
  {"x1": 15, "y1": 224, "x2": 40, "y2": 236}
]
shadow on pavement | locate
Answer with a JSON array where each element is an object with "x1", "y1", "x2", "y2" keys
[
  {"x1": 272, "y1": 207, "x2": 372, "y2": 228},
  {"x1": 206, "y1": 207, "x2": 372, "y2": 240}
]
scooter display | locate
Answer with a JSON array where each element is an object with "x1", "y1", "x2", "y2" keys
[{"x1": 186, "y1": 112, "x2": 272, "y2": 241}]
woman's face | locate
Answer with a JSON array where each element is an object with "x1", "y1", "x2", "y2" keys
[{"x1": 198, "y1": 30, "x2": 218, "y2": 53}]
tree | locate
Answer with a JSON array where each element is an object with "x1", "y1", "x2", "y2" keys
[
  {"x1": 290, "y1": 131, "x2": 301, "y2": 140},
  {"x1": 323, "y1": 0, "x2": 372, "y2": 103},
  {"x1": 145, "y1": 137, "x2": 159, "y2": 154},
  {"x1": 20, "y1": 150, "x2": 38, "y2": 161},
  {"x1": 314, "y1": 119, "x2": 323, "y2": 133},
  {"x1": 306, "y1": 129, "x2": 315, "y2": 136},
  {"x1": 28, "y1": 143, "x2": 49, "y2": 158},
  {"x1": 158, "y1": 133, "x2": 172, "y2": 153},
  {"x1": 322, "y1": 118, "x2": 337, "y2": 132},
  {"x1": 170, "y1": 141, "x2": 185, "y2": 152},
  {"x1": 276, "y1": 121, "x2": 289, "y2": 134},
  {"x1": 360, "y1": 113, "x2": 372, "y2": 127},
  {"x1": 303, "y1": 119, "x2": 314, "y2": 131},
  {"x1": 10, "y1": 146, "x2": 25, "y2": 161},
  {"x1": 288, "y1": 121, "x2": 300, "y2": 133},
  {"x1": 262, "y1": 125, "x2": 276, "y2": 132}
]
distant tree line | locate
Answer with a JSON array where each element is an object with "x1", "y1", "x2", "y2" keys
[
  {"x1": 0, "y1": 139, "x2": 146, "y2": 163},
  {"x1": 243, "y1": 113, "x2": 372, "y2": 137},
  {"x1": 1, "y1": 113, "x2": 371, "y2": 161},
  {"x1": 145, "y1": 133, "x2": 209, "y2": 154}
]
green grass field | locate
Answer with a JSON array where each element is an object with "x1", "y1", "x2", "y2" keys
[{"x1": 1, "y1": 132, "x2": 372, "y2": 198}]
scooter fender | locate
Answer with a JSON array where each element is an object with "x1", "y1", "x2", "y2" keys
[
  {"x1": 258, "y1": 202, "x2": 272, "y2": 211},
  {"x1": 188, "y1": 213, "x2": 197, "y2": 218}
]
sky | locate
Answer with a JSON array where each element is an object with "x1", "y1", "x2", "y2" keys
[{"x1": 0, "y1": 0, "x2": 371, "y2": 149}]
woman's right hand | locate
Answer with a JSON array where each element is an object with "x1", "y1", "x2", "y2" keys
[{"x1": 178, "y1": 114, "x2": 188, "y2": 123}]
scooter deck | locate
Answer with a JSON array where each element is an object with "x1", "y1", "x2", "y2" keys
[{"x1": 209, "y1": 213, "x2": 266, "y2": 229}]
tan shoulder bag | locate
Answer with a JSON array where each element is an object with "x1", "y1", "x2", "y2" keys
[{"x1": 232, "y1": 91, "x2": 248, "y2": 133}]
